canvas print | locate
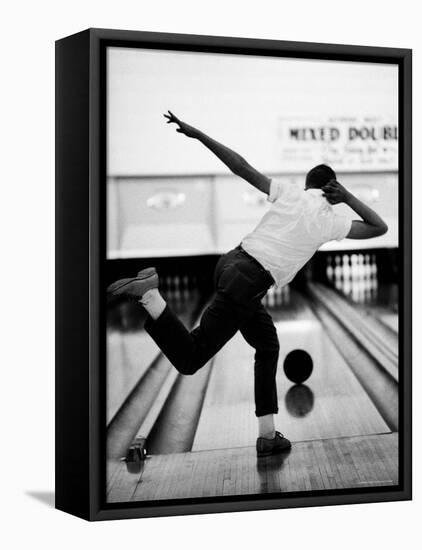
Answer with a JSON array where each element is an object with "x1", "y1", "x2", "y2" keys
[{"x1": 105, "y1": 47, "x2": 399, "y2": 503}]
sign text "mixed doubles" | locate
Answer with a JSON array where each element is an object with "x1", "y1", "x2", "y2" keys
[{"x1": 289, "y1": 126, "x2": 398, "y2": 142}]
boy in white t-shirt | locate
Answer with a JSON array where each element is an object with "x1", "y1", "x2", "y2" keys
[{"x1": 108, "y1": 112, "x2": 388, "y2": 457}]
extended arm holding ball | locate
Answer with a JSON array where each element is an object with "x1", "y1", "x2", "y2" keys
[{"x1": 164, "y1": 110, "x2": 271, "y2": 194}]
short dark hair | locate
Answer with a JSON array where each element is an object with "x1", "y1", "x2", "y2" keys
[{"x1": 305, "y1": 164, "x2": 336, "y2": 189}]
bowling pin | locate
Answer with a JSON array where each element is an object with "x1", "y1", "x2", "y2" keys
[
  {"x1": 174, "y1": 275, "x2": 181, "y2": 303},
  {"x1": 358, "y1": 254, "x2": 366, "y2": 303},
  {"x1": 342, "y1": 254, "x2": 351, "y2": 296},
  {"x1": 334, "y1": 255, "x2": 342, "y2": 289},
  {"x1": 276, "y1": 286, "x2": 282, "y2": 307},
  {"x1": 182, "y1": 275, "x2": 190, "y2": 301},
  {"x1": 326, "y1": 255, "x2": 333, "y2": 282},
  {"x1": 370, "y1": 254, "x2": 378, "y2": 299},
  {"x1": 284, "y1": 285, "x2": 290, "y2": 305},
  {"x1": 165, "y1": 275, "x2": 173, "y2": 302},
  {"x1": 349, "y1": 254, "x2": 358, "y2": 302},
  {"x1": 268, "y1": 286, "x2": 275, "y2": 308},
  {"x1": 364, "y1": 254, "x2": 372, "y2": 303}
]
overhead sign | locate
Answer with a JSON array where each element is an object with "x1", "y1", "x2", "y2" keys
[{"x1": 278, "y1": 116, "x2": 398, "y2": 172}]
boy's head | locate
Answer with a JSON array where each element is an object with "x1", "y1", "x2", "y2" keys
[{"x1": 305, "y1": 164, "x2": 336, "y2": 189}]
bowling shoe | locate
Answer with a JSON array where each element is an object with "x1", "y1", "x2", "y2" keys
[
  {"x1": 256, "y1": 431, "x2": 292, "y2": 457},
  {"x1": 107, "y1": 267, "x2": 159, "y2": 300}
]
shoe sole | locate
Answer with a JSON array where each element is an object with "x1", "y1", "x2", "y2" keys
[{"x1": 107, "y1": 268, "x2": 158, "y2": 296}]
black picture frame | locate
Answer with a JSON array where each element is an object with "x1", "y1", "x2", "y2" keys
[{"x1": 55, "y1": 28, "x2": 412, "y2": 521}]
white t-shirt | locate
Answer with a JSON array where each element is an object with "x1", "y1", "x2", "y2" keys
[{"x1": 241, "y1": 179, "x2": 352, "y2": 288}]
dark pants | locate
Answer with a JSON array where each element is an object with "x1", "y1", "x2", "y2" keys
[{"x1": 144, "y1": 246, "x2": 279, "y2": 416}]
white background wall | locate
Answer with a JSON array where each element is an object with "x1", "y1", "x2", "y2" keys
[
  {"x1": 1, "y1": 1, "x2": 419, "y2": 549},
  {"x1": 108, "y1": 48, "x2": 398, "y2": 175}
]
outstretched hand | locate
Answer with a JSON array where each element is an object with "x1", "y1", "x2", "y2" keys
[
  {"x1": 322, "y1": 179, "x2": 350, "y2": 205},
  {"x1": 163, "y1": 110, "x2": 198, "y2": 138}
]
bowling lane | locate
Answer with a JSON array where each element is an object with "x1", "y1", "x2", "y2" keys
[
  {"x1": 354, "y1": 283, "x2": 399, "y2": 335},
  {"x1": 109, "y1": 432, "x2": 399, "y2": 502},
  {"x1": 325, "y1": 252, "x2": 399, "y2": 334},
  {"x1": 107, "y1": 301, "x2": 158, "y2": 423},
  {"x1": 192, "y1": 289, "x2": 390, "y2": 451},
  {"x1": 107, "y1": 287, "x2": 200, "y2": 424},
  {"x1": 374, "y1": 309, "x2": 398, "y2": 334}
]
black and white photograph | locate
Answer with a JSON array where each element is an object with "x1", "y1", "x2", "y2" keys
[
  {"x1": 4, "y1": 0, "x2": 421, "y2": 541},
  {"x1": 105, "y1": 45, "x2": 402, "y2": 504}
]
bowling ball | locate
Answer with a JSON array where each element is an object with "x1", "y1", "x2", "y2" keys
[{"x1": 283, "y1": 349, "x2": 313, "y2": 384}]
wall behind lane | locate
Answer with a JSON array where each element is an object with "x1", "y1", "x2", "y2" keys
[
  {"x1": 108, "y1": 48, "x2": 398, "y2": 176},
  {"x1": 107, "y1": 171, "x2": 398, "y2": 258}
]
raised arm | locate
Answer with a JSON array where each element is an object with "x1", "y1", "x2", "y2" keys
[
  {"x1": 164, "y1": 111, "x2": 271, "y2": 194},
  {"x1": 322, "y1": 179, "x2": 388, "y2": 239}
]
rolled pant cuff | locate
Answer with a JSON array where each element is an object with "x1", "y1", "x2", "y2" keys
[
  {"x1": 144, "y1": 304, "x2": 173, "y2": 334},
  {"x1": 255, "y1": 408, "x2": 279, "y2": 417}
]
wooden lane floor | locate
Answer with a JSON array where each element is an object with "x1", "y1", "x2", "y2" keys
[
  {"x1": 192, "y1": 289, "x2": 391, "y2": 451},
  {"x1": 107, "y1": 320, "x2": 160, "y2": 423},
  {"x1": 353, "y1": 282, "x2": 398, "y2": 335},
  {"x1": 107, "y1": 289, "x2": 200, "y2": 424},
  {"x1": 107, "y1": 432, "x2": 398, "y2": 502}
]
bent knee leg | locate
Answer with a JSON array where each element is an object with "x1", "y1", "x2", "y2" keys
[
  {"x1": 174, "y1": 356, "x2": 207, "y2": 376},
  {"x1": 176, "y1": 362, "x2": 197, "y2": 376}
]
